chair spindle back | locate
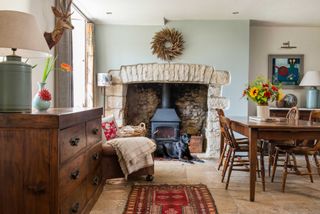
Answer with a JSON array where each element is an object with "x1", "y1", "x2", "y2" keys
[
  {"x1": 286, "y1": 106, "x2": 299, "y2": 120},
  {"x1": 308, "y1": 110, "x2": 320, "y2": 150},
  {"x1": 309, "y1": 110, "x2": 320, "y2": 123},
  {"x1": 217, "y1": 108, "x2": 225, "y2": 132},
  {"x1": 219, "y1": 115, "x2": 238, "y2": 149}
]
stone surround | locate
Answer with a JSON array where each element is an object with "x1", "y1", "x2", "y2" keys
[{"x1": 105, "y1": 63, "x2": 230, "y2": 158}]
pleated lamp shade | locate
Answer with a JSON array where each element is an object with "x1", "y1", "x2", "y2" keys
[
  {"x1": 0, "y1": 10, "x2": 50, "y2": 58},
  {"x1": 300, "y1": 71, "x2": 320, "y2": 86}
]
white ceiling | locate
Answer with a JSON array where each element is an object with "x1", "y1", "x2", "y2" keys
[{"x1": 74, "y1": 0, "x2": 320, "y2": 26}]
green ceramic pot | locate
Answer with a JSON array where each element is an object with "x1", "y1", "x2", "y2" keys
[
  {"x1": 32, "y1": 82, "x2": 51, "y2": 111},
  {"x1": 0, "y1": 56, "x2": 32, "y2": 112}
]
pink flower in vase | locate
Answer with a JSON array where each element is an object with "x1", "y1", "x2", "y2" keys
[{"x1": 38, "y1": 89, "x2": 52, "y2": 101}]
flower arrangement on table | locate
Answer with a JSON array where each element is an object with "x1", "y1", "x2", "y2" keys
[
  {"x1": 32, "y1": 57, "x2": 72, "y2": 111},
  {"x1": 242, "y1": 77, "x2": 282, "y2": 105}
]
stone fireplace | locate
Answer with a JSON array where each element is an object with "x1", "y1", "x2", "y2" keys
[{"x1": 104, "y1": 63, "x2": 230, "y2": 158}]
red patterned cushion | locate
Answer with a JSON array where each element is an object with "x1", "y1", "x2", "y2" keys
[{"x1": 102, "y1": 119, "x2": 117, "y2": 141}]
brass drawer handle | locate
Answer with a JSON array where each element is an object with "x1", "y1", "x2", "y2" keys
[
  {"x1": 27, "y1": 184, "x2": 46, "y2": 194},
  {"x1": 70, "y1": 202, "x2": 80, "y2": 213},
  {"x1": 92, "y1": 176, "x2": 100, "y2": 186},
  {"x1": 70, "y1": 137, "x2": 80, "y2": 146},
  {"x1": 92, "y1": 153, "x2": 100, "y2": 160},
  {"x1": 70, "y1": 169, "x2": 80, "y2": 180},
  {"x1": 92, "y1": 128, "x2": 99, "y2": 135}
]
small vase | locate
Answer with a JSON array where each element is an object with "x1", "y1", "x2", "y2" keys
[
  {"x1": 256, "y1": 105, "x2": 269, "y2": 118},
  {"x1": 32, "y1": 82, "x2": 51, "y2": 111}
]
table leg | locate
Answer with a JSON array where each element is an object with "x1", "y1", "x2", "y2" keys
[{"x1": 249, "y1": 128, "x2": 257, "y2": 202}]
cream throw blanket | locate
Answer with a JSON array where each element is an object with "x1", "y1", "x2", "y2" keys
[{"x1": 107, "y1": 137, "x2": 156, "y2": 178}]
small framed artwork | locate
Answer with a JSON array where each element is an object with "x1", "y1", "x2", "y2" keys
[{"x1": 268, "y1": 54, "x2": 304, "y2": 88}]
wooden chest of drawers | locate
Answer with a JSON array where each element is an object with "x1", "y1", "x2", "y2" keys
[{"x1": 0, "y1": 108, "x2": 103, "y2": 214}]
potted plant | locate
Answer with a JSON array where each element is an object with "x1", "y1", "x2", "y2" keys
[
  {"x1": 32, "y1": 57, "x2": 72, "y2": 111},
  {"x1": 242, "y1": 77, "x2": 282, "y2": 118}
]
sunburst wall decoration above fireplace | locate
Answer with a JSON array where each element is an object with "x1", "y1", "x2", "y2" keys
[{"x1": 151, "y1": 28, "x2": 184, "y2": 61}]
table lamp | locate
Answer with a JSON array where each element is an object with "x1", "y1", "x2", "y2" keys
[
  {"x1": 299, "y1": 70, "x2": 320, "y2": 108},
  {"x1": 97, "y1": 73, "x2": 112, "y2": 116},
  {"x1": 0, "y1": 10, "x2": 50, "y2": 112}
]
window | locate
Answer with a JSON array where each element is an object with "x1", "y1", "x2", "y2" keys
[{"x1": 71, "y1": 6, "x2": 86, "y2": 107}]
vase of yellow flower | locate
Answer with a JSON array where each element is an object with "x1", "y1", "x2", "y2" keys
[
  {"x1": 242, "y1": 77, "x2": 281, "y2": 118},
  {"x1": 256, "y1": 105, "x2": 269, "y2": 118}
]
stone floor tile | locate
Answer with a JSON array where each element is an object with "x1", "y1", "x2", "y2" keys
[{"x1": 91, "y1": 158, "x2": 320, "y2": 214}]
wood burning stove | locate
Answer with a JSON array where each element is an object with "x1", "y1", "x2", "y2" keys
[{"x1": 151, "y1": 84, "x2": 181, "y2": 143}]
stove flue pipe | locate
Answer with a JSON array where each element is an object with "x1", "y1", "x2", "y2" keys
[{"x1": 162, "y1": 83, "x2": 170, "y2": 108}]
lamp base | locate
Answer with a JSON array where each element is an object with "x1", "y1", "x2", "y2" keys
[
  {"x1": 306, "y1": 86, "x2": 319, "y2": 109},
  {"x1": 0, "y1": 56, "x2": 32, "y2": 112}
]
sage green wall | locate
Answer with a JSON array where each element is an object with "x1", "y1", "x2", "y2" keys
[{"x1": 95, "y1": 20, "x2": 250, "y2": 116}]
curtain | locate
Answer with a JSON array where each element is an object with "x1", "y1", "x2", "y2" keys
[
  {"x1": 54, "y1": 0, "x2": 73, "y2": 107},
  {"x1": 85, "y1": 22, "x2": 95, "y2": 107}
]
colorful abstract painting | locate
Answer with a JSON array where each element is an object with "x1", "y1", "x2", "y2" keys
[{"x1": 268, "y1": 54, "x2": 304, "y2": 87}]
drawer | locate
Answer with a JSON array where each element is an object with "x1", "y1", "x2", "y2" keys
[
  {"x1": 59, "y1": 153, "x2": 88, "y2": 199},
  {"x1": 86, "y1": 166, "x2": 102, "y2": 199},
  {"x1": 60, "y1": 123, "x2": 86, "y2": 164},
  {"x1": 87, "y1": 143, "x2": 102, "y2": 171},
  {"x1": 86, "y1": 118, "x2": 102, "y2": 147},
  {"x1": 60, "y1": 182, "x2": 86, "y2": 214}
]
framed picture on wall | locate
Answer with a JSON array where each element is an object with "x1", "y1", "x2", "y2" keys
[{"x1": 268, "y1": 54, "x2": 304, "y2": 88}]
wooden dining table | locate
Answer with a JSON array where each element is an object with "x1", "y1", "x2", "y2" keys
[{"x1": 228, "y1": 117, "x2": 320, "y2": 202}]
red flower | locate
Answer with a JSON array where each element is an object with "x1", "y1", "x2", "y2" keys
[
  {"x1": 264, "y1": 91, "x2": 271, "y2": 98},
  {"x1": 262, "y1": 83, "x2": 269, "y2": 88},
  {"x1": 272, "y1": 86, "x2": 278, "y2": 91},
  {"x1": 38, "y1": 89, "x2": 52, "y2": 101}
]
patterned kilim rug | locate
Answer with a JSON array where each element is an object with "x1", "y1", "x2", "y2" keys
[{"x1": 123, "y1": 184, "x2": 218, "y2": 214}]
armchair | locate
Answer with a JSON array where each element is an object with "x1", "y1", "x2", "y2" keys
[{"x1": 100, "y1": 115, "x2": 154, "y2": 181}]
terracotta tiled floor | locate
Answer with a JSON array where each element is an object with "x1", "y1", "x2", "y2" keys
[{"x1": 91, "y1": 158, "x2": 320, "y2": 214}]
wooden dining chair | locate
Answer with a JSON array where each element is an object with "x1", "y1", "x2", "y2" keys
[
  {"x1": 219, "y1": 115, "x2": 266, "y2": 191},
  {"x1": 268, "y1": 106, "x2": 299, "y2": 176},
  {"x1": 271, "y1": 140, "x2": 320, "y2": 192},
  {"x1": 304, "y1": 110, "x2": 320, "y2": 176},
  {"x1": 271, "y1": 110, "x2": 320, "y2": 192},
  {"x1": 216, "y1": 109, "x2": 248, "y2": 171}
]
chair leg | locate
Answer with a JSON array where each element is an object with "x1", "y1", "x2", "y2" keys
[
  {"x1": 271, "y1": 149, "x2": 279, "y2": 182},
  {"x1": 281, "y1": 152, "x2": 289, "y2": 192},
  {"x1": 291, "y1": 153, "x2": 300, "y2": 174},
  {"x1": 305, "y1": 154, "x2": 314, "y2": 183},
  {"x1": 313, "y1": 154, "x2": 320, "y2": 177},
  {"x1": 225, "y1": 150, "x2": 235, "y2": 190},
  {"x1": 268, "y1": 143, "x2": 275, "y2": 177},
  {"x1": 260, "y1": 152, "x2": 266, "y2": 191},
  {"x1": 221, "y1": 148, "x2": 231, "y2": 183},
  {"x1": 218, "y1": 143, "x2": 227, "y2": 170},
  {"x1": 257, "y1": 156, "x2": 261, "y2": 178}
]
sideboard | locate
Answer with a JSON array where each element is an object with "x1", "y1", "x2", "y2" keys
[
  {"x1": 0, "y1": 108, "x2": 103, "y2": 214},
  {"x1": 269, "y1": 107, "x2": 319, "y2": 120}
]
